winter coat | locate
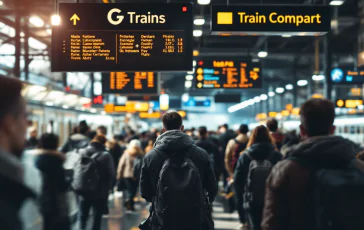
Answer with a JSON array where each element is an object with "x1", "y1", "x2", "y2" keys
[
  {"x1": 195, "y1": 137, "x2": 220, "y2": 168},
  {"x1": 0, "y1": 148, "x2": 35, "y2": 230},
  {"x1": 262, "y1": 136, "x2": 360, "y2": 230},
  {"x1": 78, "y1": 142, "x2": 115, "y2": 198},
  {"x1": 117, "y1": 148, "x2": 144, "y2": 179},
  {"x1": 234, "y1": 142, "x2": 282, "y2": 194},
  {"x1": 60, "y1": 133, "x2": 90, "y2": 153},
  {"x1": 225, "y1": 134, "x2": 249, "y2": 176},
  {"x1": 140, "y1": 130, "x2": 218, "y2": 203}
]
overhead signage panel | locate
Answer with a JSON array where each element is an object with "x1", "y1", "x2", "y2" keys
[
  {"x1": 102, "y1": 72, "x2": 159, "y2": 95},
  {"x1": 52, "y1": 3, "x2": 193, "y2": 72},
  {"x1": 211, "y1": 5, "x2": 331, "y2": 35},
  {"x1": 194, "y1": 60, "x2": 262, "y2": 89},
  {"x1": 336, "y1": 99, "x2": 363, "y2": 108},
  {"x1": 330, "y1": 68, "x2": 364, "y2": 84}
]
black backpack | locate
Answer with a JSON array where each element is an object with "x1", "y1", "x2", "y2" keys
[
  {"x1": 288, "y1": 156, "x2": 364, "y2": 230},
  {"x1": 72, "y1": 152, "x2": 102, "y2": 197},
  {"x1": 244, "y1": 153, "x2": 273, "y2": 210},
  {"x1": 154, "y1": 147, "x2": 205, "y2": 230}
]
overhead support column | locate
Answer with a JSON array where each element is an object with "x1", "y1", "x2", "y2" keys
[
  {"x1": 24, "y1": 16, "x2": 30, "y2": 81},
  {"x1": 323, "y1": 32, "x2": 332, "y2": 100},
  {"x1": 13, "y1": 2, "x2": 21, "y2": 78}
]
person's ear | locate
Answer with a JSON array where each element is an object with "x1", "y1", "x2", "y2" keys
[
  {"x1": 330, "y1": 125, "x2": 336, "y2": 135},
  {"x1": 180, "y1": 125, "x2": 184, "y2": 132},
  {"x1": 162, "y1": 128, "x2": 166, "y2": 133},
  {"x1": 299, "y1": 124, "x2": 307, "y2": 138}
]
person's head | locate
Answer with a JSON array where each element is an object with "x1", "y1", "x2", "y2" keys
[
  {"x1": 0, "y1": 77, "x2": 27, "y2": 157},
  {"x1": 114, "y1": 134, "x2": 125, "y2": 143},
  {"x1": 266, "y1": 119, "x2": 278, "y2": 132},
  {"x1": 299, "y1": 98, "x2": 335, "y2": 138},
  {"x1": 238, "y1": 124, "x2": 249, "y2": 135},
  {"x1": 247, "y1": 125, "x2": 275, "y2": 148},
  {"x1": 198, "y1": 126, "x2": 208, "y2": 138},
  {"x1": 162, "y1": 111, "x2": 184, "y2": 132},
  {"x1": 29, "y1": 127, "x2": 37, "y2": 138},
  {"x1": 128, "y1": 139, "x2": 144, "y2": 154},
  {"x1": 38, "y1": 133, "x2": 59, "y2": 150},
  {"x1": 96, "y1": 125, "x2": 107, "y2": 136},
  {"x1": 91, "y1": 134, "x2": 107, "y2": 145},
  {"x1": 78, "y1": 120, "x2": 89, "y2": 135}
]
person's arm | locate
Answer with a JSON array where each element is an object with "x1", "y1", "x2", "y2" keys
[
  {"x1": 203, "y1": 150, "x2": 218, "y2": 202},
  {"x1": 116, "y1": 153, "x2": 126, "y2": 180},
  {"x1": 225, "y1": 140, "x2": 234, "y2": 176},
  {"x1": 234, "y1": 153, "x2": 250, "y2": 194},
  {"x1": 139, "y1": 156, "x2": 154, "y2": 202}
]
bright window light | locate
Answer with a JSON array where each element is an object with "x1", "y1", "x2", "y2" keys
[
  {"x1": 0, "y1": 1, "x2": 3, "y2": 6},
  {"x1": 185, "y1": 81, "x2": 192, "y2": 88},
  {"x1": 29, "y1": 16, "x2": 44, "y2": 27},
  {"x1": 62, "y1": 105, "x2": 69, "y2": 109},
  {"x1": 45, "y1": 102, "x2": 54, "y2": 106},
  {"x1": 285, "y1": 84, "x2": 294, "y2": 90},
  {"x1": 90, "y1": 108, "x2": 97, "y2": 113},
  {"x1": 248, "y1": 99, "x2": 255, "y2": 105},
  {"x1": 276, "y1": 87, "x2": 285, "y2": 94},
  {"x1": 46, "y1": 29, "x2": 52, "y2": 35},
  {"x1": 185, "y1": 75, "x2": 193, "y2": 81},
  {"x1": 330, "y1": 0, "x2": 344, "y2": 6},
  {"x1": 297, "y1": 80, "x2": 308, "y2": 86},
  {"x1": 312, "y1": 74, "x2": 325, "y2": 81},
  {"x1": 29, "y1": 37, "x2": 47, "y2": 50},
  {"x1": 258, "y1": 51, "x2": 268, "y2": 58},
  {"x1": 282, "y1": 35, "x2": 292, "y2": 37},
  {"x1": 260, "y1": 94, "x2": 268, "y2": 100},
  {"x1": 254, "y1": 96, "x2": 261, "y2": 103},
  {"x1": 193, "y1": 30, "x2": 203, "y2": 37},
  {"x1": 194, "y1": 18, "x2": 205, "y2": 26},
  {"x1": 51, "y1": 15, "x2": 61, "y2": 26},
  {"x1": 197, "y1": 0, "x2": 210, "y2": 5},
  {"x1": 268, "y1": 91, "x2": 275, "y2": 97}
]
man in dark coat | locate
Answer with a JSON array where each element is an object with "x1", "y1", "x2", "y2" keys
[
  {"x1": 0, "y1": 76, "x2": 35, "y2": 230},
  {"x1": 140, "y1": 112, "x2": 217, "y2": 230}
]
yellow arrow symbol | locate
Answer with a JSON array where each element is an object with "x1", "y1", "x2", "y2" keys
[{"x1": 70, "y1": 14, "x2": 80, "y2": 26}]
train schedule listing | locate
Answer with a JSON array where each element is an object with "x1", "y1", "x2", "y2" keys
[{"x1": 52, "y1": 3, "x2": 193, "y2": 72}]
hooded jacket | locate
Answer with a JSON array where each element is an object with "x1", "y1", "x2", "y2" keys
[
  {"x1": 262, "y1": 136, "x2": 360, "y2": 230},
  {"x1": 117, "y1": 147, "x2": 144, "y2": 179},
  {"x1": 0, "y1": 148, "x2": 35, "y2": 230},
  {"x1": 60, "y1": 133, "x2": 90, "y2": 154},
  {"x1": 140, "y1": 130, "x2": 218, "y2": 203}
]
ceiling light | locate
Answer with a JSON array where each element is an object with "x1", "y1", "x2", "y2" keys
[
  {"x1": 268, "y1": 91, "x2": 275, "y2": 97},
  {"x1": 45, "y1": 102, "x2": 54, "y2": 106},
  {"x1": 187, "y1": 68, "x2": 195, "y2": 74},
  {"x1": 193, "y1": 50, "x2": 199, "y2": 56},
  {"x1": 46, "y1": 29, "x2": 52, "y2": 35},
  {"x1": 185, "y1": 75, "x2": 193, "y2": 81},
  {"x1": 282, "y1": 35, "x2": 292, "y2": 37},
  {"x1": 185, "y1": 81, "x2": 192, "y2": 88},
  {"x1": 182, "y1": 93, "x2": 189, "y2": 102},
  {"x1": 29, "y1": 16, "x2": 44, "y2": 27},
  {"x1": 260, "y1": 94, "x2": 268, "y2": 100},
  {"x1": 248, "y1": 99, "x2": 255, "y2": 105},
  {"x1": 254, "y1": 96, "x2": 261, "y2": 103},
  {"x1": 312, "y1": 74, "x2": 325, "y2": 81},
  {"x1": 197, "y1": 0, "x2": 210, "y2": 5},
  {"x1": 258, "y1": 51, "x2": 268, "y2": 58},
  {"x1": 62, "y1": 105, "x2": 69, "y2": 109},
  {"x1": 0, "y1": 1, "x2": 3, "y2": 6},
  {"x1": 194, "y1": 18, "x2": 205, "y2": 26},
  {"x1": 330, "y1": 0, "x2": 344, "y2": 6},
  {"x1": 285, "y1": 84, "x2": 294, "y2": 90},
  {"x1": 193, "y1": 60, "x2": 197, "y2": 66},
  {"x1": 276, "y1": 87, "x2": 285, "y2": 94},
  {"x1": 51, "y1": 15, "x2": 61, "y2": 26},
  {"x1": 193, "y1": 30, "x2": 203, "y2": 37},
  {"x1": 297, "y1": 80, "x2": 308, "y2": 86}
]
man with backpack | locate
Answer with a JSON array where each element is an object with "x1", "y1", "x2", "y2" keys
[
  {"x1": 262, "y1": 98, "x2": 363, "y2": 230},
  {"x1": 139, "y1": 112, "x2": 217, "y2": 230}
]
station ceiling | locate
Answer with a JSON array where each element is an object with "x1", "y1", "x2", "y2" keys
[{"x1": 0, "y1": 0, "x2": 360, "y2": 98}]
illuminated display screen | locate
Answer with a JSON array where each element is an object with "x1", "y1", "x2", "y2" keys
[
  {"x1": 336, "y1": 99, "x2": 363, "y2": 108},
  {"x1": 194, "y1": 60, "x2": 262, "y2": 89},
  {"x1": 330, "y1": 68, "x2": 364, "y2": 84},
  {"x1": 211, "y1": 5, "x2": 330, "y2": 35},
  {"x1": 102, "y1": 72, "x2": 158, "y2": 95},
  {"x1": 52, "y1": 3, "x2": 193, "y2": 72}
]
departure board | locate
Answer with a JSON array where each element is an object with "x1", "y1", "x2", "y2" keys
[
  {"x1": 52, "y1": 3, "x2": 193, "y2": 72},
  {"x1": 102, "y1": 72, "x2": 159, "y2": 95},
  {"x1": 194, "y1": 60, "x2": 262, "y2": 89}
]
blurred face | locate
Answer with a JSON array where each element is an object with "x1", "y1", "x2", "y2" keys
[{"x1": 30, "y1": 130, "x2": 37, "y2": 138}]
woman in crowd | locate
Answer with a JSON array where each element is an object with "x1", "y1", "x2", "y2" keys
[
  {"x1": 117, "y1": 139, "x2": 144, "y2": 211},
  {"x1": 34, "y1": 133, "x2": 70, "y2": 230},
  {"x1": 234, "y1": 125, "x2": 283, "y2": 230}
]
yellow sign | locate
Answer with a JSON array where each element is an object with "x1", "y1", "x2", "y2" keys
[
  {"x1": 70, "y1": 14, "x2": 80, "y2": 26},
  {"x1": 177, "y1": 110, "x2": 187, "y2": 118},
  {"x1": 193, "y1": 50, "x2": 199, "y2": 56},
  {"x1": 139, "y1": 112, "x2": 161, "y2": 119},
  {"x1": 336, "y1": 100, "x2": 345, "y2": 108},
  {"x1": 104, "y1": 103, "x2": 114, "y2": 113},
  {"x1": 351, "y1": 88, "x2": 361, "y2": 96},
  {"x1": 256, "y1": 113, "x2": 267, "y2": 121},
  {"x1": 312, "y1": 94, "x2": 324, "y2": 99},
  {"x1": 268, "y1": 112, "x2": 277, "y2": 117},
  {"x1": 291, "y1": 108, "x2": 300, "y2": 116},
  {"x1": 345, "y1": 100, "x2": 363, "y2": 108},
  {"x1": 281, "y1": 110, "x2": 290, "y2": 116},
  {"x1": 217, "y1": 12, "x2": 233, "y2": 25},
  {"x1": 285, "y1": 104, "x2": 293, "y2": 112}
]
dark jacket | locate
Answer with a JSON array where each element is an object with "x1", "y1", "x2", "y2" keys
[
  {"x1": 60, "y1": 133, "x2": 90, "y2": 153},
  {"x1": 0, "y1": 148, "x2": 35, "y2": 230},
  {"x1": 219, "y1": 130, "x2": 236, "y2": 152},
  {"x1": 195, "y1": 137, "x2": 220, "y2": 167},
  {"x1": 140, "y1": 130, "x2": 218, "y2": 203},
  {"x1": 33, "y1": 149, "x2": 70, "y2": 217},
  {"x1": 78, "y1": 142, "x2": 115, "y2": 198},
  {"x1": 262, "y1": 136, "x2": 360, "y2": 230},
  {"x1": 234, "y1": 143, "x2": 282, "y2": 193}
]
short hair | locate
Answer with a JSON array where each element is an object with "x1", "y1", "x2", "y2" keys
[
  {"x1": 97, "y1": 125, "x2": 107, "y2": 135},
  {"x1": 92, "y1": 134, "x2": 107, "y2": 145},
  {"x1": 38, "y1": 133, "x2": 59, "y2": 150},
  {"x1": 162, "y1": 112, "x2": 183, "y2": 131},
  {"x1": 198, "y1": 126, "x2": 208, "y2": 137},
  {"x1": 79, "y1": 120, "x2": 89, "y2": 134},
  {"x1": 300, "y1": 98, "x2": 335, "y2": 137},
  {"x1": 114, "y1": 134, "x2": 124, "y2": 142},
  {"x1": 266, "y1": 119, "x2": 278, "y2": 132},
  {"x1": 239, "y1": 124, "x2": 249, "y2": 134},
  {"x1": 222, "y1": 124, "x2": 229, "y2": 129},
  {"x1": 0, "y1": 77, "x2": 23, "y2": 122}
]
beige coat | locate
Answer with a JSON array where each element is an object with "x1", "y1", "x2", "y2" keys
[
  {"x1": 224, "y1": 134, "x2": 249, "y2": 176},
  {"x1": 117, "y1": 148, "x2": 143, "y2": 179}
]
